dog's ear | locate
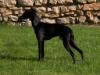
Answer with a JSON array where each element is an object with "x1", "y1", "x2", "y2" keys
[
  {"x1": 30, "y1": 7, "x2": 40, "y2": 26},
  {"x1": 30, "y1": 7, "x2": 37, "y2": 13},
  {"x1": 33, "y1": 14, "x2": 40, "y2": 26}
]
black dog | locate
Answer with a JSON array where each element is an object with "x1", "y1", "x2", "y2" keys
[{"x1": 18, "y1": 8, "x2": 83, "y2": 63}]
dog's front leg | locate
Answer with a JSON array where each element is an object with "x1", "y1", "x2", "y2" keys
[
  {"x1": 38, "y1": 40, "x2": 44, "y2": 60},
  {"x1": 37, "y1": 34, "x2": 44, "y2": 60}
]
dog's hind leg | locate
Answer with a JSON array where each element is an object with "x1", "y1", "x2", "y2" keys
[
  {"x1": 62, "y1": 34, "x2": 75, "y2": 64},
  {"x1": 70, "y1": 34, "x2": 84, "y2": 60}
]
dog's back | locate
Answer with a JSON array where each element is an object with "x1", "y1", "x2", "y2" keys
[{"x1": 37, "y1": 22, "x2": 73, "y2": 40}]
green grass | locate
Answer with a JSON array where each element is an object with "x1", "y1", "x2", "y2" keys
[{"x1": 0, "y1": 23, "x2": 100, "y2": 75}]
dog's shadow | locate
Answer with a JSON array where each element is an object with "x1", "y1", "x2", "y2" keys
[{"x1": 0, "y1": 54, "x2": 37, "y2": 61}]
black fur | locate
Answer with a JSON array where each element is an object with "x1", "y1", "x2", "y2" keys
[{"x1": 18, "y1": 9, "x2": 83, "y2": 63}]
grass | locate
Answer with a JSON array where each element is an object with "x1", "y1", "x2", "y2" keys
[{"x1": 0, "y1": 22, "x2": 100, "y2": 75}]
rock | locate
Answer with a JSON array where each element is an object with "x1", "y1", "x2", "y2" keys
[
  {"x1": 86, "y1": 11, "x2": 94, "y2": 23},
  {"x1": 93, "y1": 11, "x2": 100, "y2": 16},
  {"x1": 83, "y1": 3, "x2": 100, "y2": 11},
  {"x1": 68, "y1": 5, "x2": 76, "y2": 11},
  {"x1": 79, "y1": 16, "x2": 86, "y2": 23},
  {"x1": 46, "y1": 7, "x2": 60, "y2": 18},
  {"x1": 23, "y1": 7, "x2": 31, "y2": 10},
  {"x1": 0, "y1": 0, "x2": 99, "y2": 25},
  {"x1": 42, "y1": 0, "x2": 48, "y2": 5},
  {"x1": 4, "y1": 9, "x2": 12, "y2": 16},
  {"x1": 60, "y1": 6, "x2": 69, "y2": 13},
  {"x1": 77, "y1": 10, "x2": 84, "y2": 16},
  {"x1": 56, "y1": 17, "x2": 70, "y2": 24},
  {"x1": 0, "y1": 0, "x2": 16, "y2": 7},
  {"x1": 64, "y1": 11, "x2": 75, "y2": 16},
  {"x1": 0, "y1": 8, "x2": 12, "y2": 16},
  {"x1": 0, "y1": 0, "x2": 4, "y2": 7},
  {"x1": 36, "y1": 7, "x2": 46, "y2": 13},
  {"x1": 41, "y1": 18, "x2": 56, "y2": 23},
  {"x1": 65, "y1": 0, "x2": 73, "y2": 4},
  {"x1": 34, "y1": 0, "x2": 42, "y2": 5},
  {"x1": 3, "y1": 16, "x2": 8, "y2": 22},
  {"x1": 8, "y1": 15, "x2": 18, "y2": 22},
  {"x1": 34, "y1": 0, "x2": 47, "y2": 5},
  {"x1": 76, "y1": 0, "x2": 87, "y2": 3},
  {"x1": 88, "y1": 16, "x2": 99, "y2": 24},
  {"x1": 55, "y1": 17, "x2": 76, "y2": 24},
  {"x1": 11, "y1": 7, "x2": 23, "y2": 15},
  {"x1": 0, "y1": 8, "x2": 6, "y2": 13},
  {"x1": 87, "y1": 0, "x2": 96, "y2": 3},
  {"x1": 49, "y1": 0, "x2": 57, "y2": 5},
  {"x1": 57, "y1": 0, "x2": 73, "y2": 4},
  {"x1": 86, "y1": 11, "x2": 97, "y2": 23},
  {"x1": 77, "y1": 4, "x2": 84, "y2": 10},
  {"x1": 0, "y1": 15, "x2": 3, "y2": 21},
  {"x1": 47, "y1": 7, "x2": 59, "y2": 14},
  {"x1": 17, "y1": 0, "x2": 33, "y2": 6},
  {"x1": 43, "y1": 13, "x2": 59, "y2": 18},
  {"x1": 57, "y1": 0, "x2": 66, "y2": 4},
  {"x1": 83, "y1": 4, "x2": 93, "y2": 10},
  {"x1": 70, "y1": 17, "x2": 76, "y2": 24},
  {"x1": 86, "y1": 11, "x2": 92, "y2": 17},
  {"x1": 93, "y1": 17, "x2": 99, "y2": 24},
  {"x1": 52, "y1": 7, "x2": 59, "y2": 14},
  {"x1": 0, "y1": 17, "x2": 2, "y2": 21}
]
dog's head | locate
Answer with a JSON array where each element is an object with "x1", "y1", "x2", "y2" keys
[{"x1": 18, "y1": 8, "x2": 40, "y2": 26}]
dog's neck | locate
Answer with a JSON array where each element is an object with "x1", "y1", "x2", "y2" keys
[
  {"x1": 30, "y1": 13, "x2": 40, "y2": 26},
  {"x1": 30, "y1": 16, "x2": 40, "y2": 33}
]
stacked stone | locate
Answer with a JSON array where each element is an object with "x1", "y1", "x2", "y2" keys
[
  {"x1": 0, "y1": 0, "x2": 22, "y2": 22},
  {"x1": 0, "y1": 0, "x2": 100, "y2": 26}
]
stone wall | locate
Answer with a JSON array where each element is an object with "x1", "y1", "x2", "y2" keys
[{"x1": 0, "y1": 0, "x2": 100, "y2": 25}]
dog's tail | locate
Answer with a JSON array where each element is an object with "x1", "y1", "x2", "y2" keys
[{"x1": 70, "y1": 31, "x2": 84, "y2": 60}]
